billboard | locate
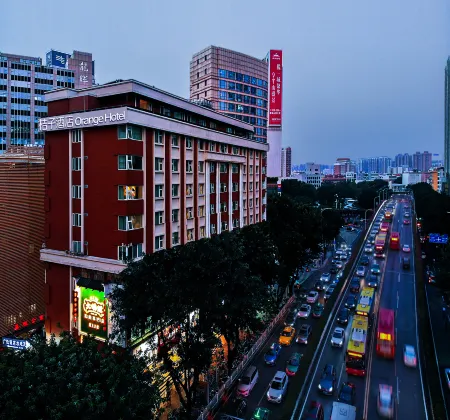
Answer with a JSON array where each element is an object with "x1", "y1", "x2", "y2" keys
[
  {"x1": 46, "y1": 50, "x2": 70, "y2": 69},
  {"x1": 79, "y1": 287, "x2": 109, "y2": 340},
  {"x1": 268, "y1": 50, "x2": 283, "y2": 127}
]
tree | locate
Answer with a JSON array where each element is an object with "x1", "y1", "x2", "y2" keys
[
  {"x1": 281, "y1": 179, "x2": 317, "y2": 204},
  {"x1": 435, "y1": 245, "x2": 450, "y2": 291},
  {"x1": 321, "y1": 209, "x2": 344, "y2": 242},
  {"x1": 0, "y1": 334, "x2": 162, "y2": 420},
  {"x1": 317, "y1": 183, "x2": 337, "y2": 206}
]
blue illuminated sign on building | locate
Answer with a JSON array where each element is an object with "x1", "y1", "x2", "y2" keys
[
  {"x1": 2, "y1": 337, "x2": 30, "y2": 351},
  {"x1": 46, "y1": 50, "x2": 70, "y2": 69},
  {"x1": 429, "y1": 233, "x2": 448, "y2": 244}
]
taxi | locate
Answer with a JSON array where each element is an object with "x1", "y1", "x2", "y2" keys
[{"x1": 279, "y1": 326, "x2": 295, "y2": 346}]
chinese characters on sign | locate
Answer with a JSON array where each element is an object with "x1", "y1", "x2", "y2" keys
[
  {"x1": 268, "y1": 50, "x2": 283, "y2": 127},
  {"x1": 2, "y1": 337, "x2": 30, "y2": 351},
  {"x1": 79, "y1": 288, "x2": 109, "y2": 340},
  {"x1": 38, "y1": 111, "x2": 126, "y2": 132}
]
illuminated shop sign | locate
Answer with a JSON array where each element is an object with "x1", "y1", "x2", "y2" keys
[
  {"x1": 39, "y1": 111, "x2": 126, "y2": 132},
  {"x1": 79, "y1": 288, "x2": 108, "y2": 340}
]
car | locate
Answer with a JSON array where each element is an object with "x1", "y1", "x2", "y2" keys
[
  {"x1": 360, "y1": 255, "x2": 370, "y2": 265},
  {"x1": 404, "y1": 212, "x2": 410, "y2": 217},
  {"x1": 324, "y1": 287, "x2": 335, "y2": 301},
  {"x1": 312, "y1": 303, "x2": 324, "y2": 318},
  {"x1": 223, "y1": 396, "x2": 248, "y2": 418},
  {"x1": 320, "y1": 272, "x2": 331, "y2": 283},
  {"x1": 427, "y1": 270, "x2": 436, "y2": 284},
  {"x1": 296, "y1": 286, "x2": 308, "y2": 301},
  {"x1": 444, "y1": 368, "x2": 450, "y2": 390},
  {"x1": 340, "y1": 253, "x2": 348, "y2": 261},
  {"x1": 237, "y1": 365, "x2": 259, "y2": 397},
  {"x1": 301, "y1": 401, "x2": 324, "y2": 419},
  {"x1": 368, "y1": 236, "x2": 376, "y2": 244},
  {"x1": 279, "y1": 327, "x2": 296, "y2": 346},
  {"x1": 337, "y1": 382, "x2": 356, "y2": 405},
  {"x1": 367, "y1": 274, "x2": 379, "y2": 288},
  {"x1": 318, "y1": 364, "x2": 336, "y2": 395},
  {"x1": 330, "y1": 264, "x2": 339, "y2": 274},
  {"x1": 402, "y1": 257, "x2": 410, "y2": 270},
  {"x1": 264, "y1": 343, "x2": 282, "y2": 365},
  {"x1": 403, "y1": 219, "x2": 410, "y2": 225},
  {"x1": 371, "y1": 264, "x2": 381, "y2": 275},
  {"x1": 403, "y1": 345, "x2": 417, "y2": 367},
  {"x1": 335, "y1": 260, "x2": 344, "y2": 269},
  {"x1": 251, "y1": 407, "x2": 271, "y2": 420},
  {"x1": 298, "y1": 304, "x2": 312, "y2": 319},
  {"x1": 350, "y1": 278, "x2": 360, "y2": 294},
  {"x1": 286, "y1": 352, "x2": 302, "y2": 376},
  {"x1": 345, "y1": 294, "x2": 357, "y2": 310},
  {"x1": 315, "y1": 280, "x2": 326, "y2": 291},
  {"x1": 365, "y1": 245, "x2": 374, "y2": 253},
  {"x1": 296, "y1": 324, "x2": 312, "y2": 345},
  {"x1": 284, "y1": 312, "x2": 297, "y2": 327},
  {"x1": 337, "y1": 307, "x2": 350, "y2": 325},
  {"x1": 405, "y1": 205, "x2": 409, "y2": 209},
  {"x1": 330, "y1": 327, "x2": 345, "y2": 347},
  {"x1": 267, "y1": 371, "x2": 288, "y2": 403},
  {"x1": 402, "y1": 244, "x2": 411, "y2": 252},
  {"x1": 356, "y1": 266, "x2": 365, "y2": 277},
  {"x1": 377, "y1": 384, "x2": 394, "y2": 418},
  {"x1": 306, "y1": 291, "x2": 319, "y2": 303}
]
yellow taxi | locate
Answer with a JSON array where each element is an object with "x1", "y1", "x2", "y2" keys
[{"x1": 279, "y1": 326, "x2": 295, "y2": 346}]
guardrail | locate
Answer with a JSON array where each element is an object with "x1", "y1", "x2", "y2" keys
[
  {"x1": 290, "y1": 201, "x2": 386, "y2": 419},
  {"x1": 197, "y1": 295, "x2": 295, "y2": 420}
]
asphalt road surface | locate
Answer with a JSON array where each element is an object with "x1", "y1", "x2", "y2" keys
[{"x1": 218, "y1": 228, "x2": 360, "y2": 419}]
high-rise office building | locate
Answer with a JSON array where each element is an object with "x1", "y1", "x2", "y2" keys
[
  {"x1": 189, "y1": 46, "x2": 268, "y2": 144},
  {"x1": 412, "y1": 151, "x2": 432, "y2": 172},
  {"x1": 333, "y1": 158, "x2": 355, "y2": 175},
  {"x1": 445, "y1": 57, "x2": 450, "y2": 184},
  {"x1": 0, "y1": 49, "x2": 94, "y2": 151},
  {"x1": 281, "y1": 146, "x2": 291, "y2": 177}
]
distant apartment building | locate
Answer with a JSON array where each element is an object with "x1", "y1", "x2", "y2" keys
[
  {"x1": 293, "y1": 162, "x2": 322, "y2": 188},
  {"x1": 445, "y1": 57, "x2": 450, "y2": 187},
  {"x1": 0, "y1": 49, "x2": 94, "y2": 151},
  {"x1": 428, "y1": 167, "x2": 445, "y2": 192},
  {"x1": 333, "y1": 158, "x2": 355, "y2": 175},
  {"x1": 281, "y1": 146, "x2": 291, "y2": 177},
  {"x1": 39, "y1": 79, "x2": 268, "y2": 339},
  {"x1": 402, "y1": 172, "x2": 428, "y2": 186},
  {"x1": 412, "y1": 151, "x2": 432, "y2": 172},
  {"x1": 0, "y1": 146, "x2": 45, "y2": 338}
]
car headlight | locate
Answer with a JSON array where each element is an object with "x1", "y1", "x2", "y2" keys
[
  {"x1": 318, "y1": 384, "x2": 322, "y2": 389},
  {"x1": 267, "y1": 392, "x2": 271, "y2": 398},
  {"x1": 329, "y1": 387, "x2": 333, "y2": 392}
]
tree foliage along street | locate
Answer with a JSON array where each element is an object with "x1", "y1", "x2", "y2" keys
[
  {"x1": 0, "y1": 334, "x2": 162, "y2": 420},
  {"x1": 111, "y1": 193, "x2": 340, "y2": 417}
]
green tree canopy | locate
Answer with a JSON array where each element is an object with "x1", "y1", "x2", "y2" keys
[{"x1": 281, "y1": 179, "x2": 317, "y2": 204}]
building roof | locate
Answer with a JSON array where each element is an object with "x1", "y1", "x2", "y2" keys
[
  {"x1": 192, "y1": 45, "x2": 268, "y2": 63},
  {"x1": 0, "y1": 146, "x2": 44, "y2": 163}
]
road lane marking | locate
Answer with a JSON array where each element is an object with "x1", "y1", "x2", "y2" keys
[
  {"x1": 397, "y1": 292, "x2": 399, "y2": 309},
  {"x1": 338, "y1": 361, "x2": 345, "y2": 387},
  {"x1": 397, "y1": 375, "x2": 400, "y2": 405},
  {"x1": 398, "y1": 273, "x2": 400, "y2": 283},
  {"x1": 395, "y1": 328, "x2": 397, "y2": 346}
]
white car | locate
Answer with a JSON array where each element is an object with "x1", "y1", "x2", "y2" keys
[
  {"x1": 403, "y1": 345, "x2": 417, "y2": 367},
  {"x1": 267, "y1": 371, "x2": 288, "y2": 403},
  {"x1": 306, "y1": 291, "x2": 319, "y2": 304},
  {"x1": 298, "y1": 304, "x2": 312, "y2": 319},
  {"x1": 320, "y1": 273, "x2": 331, "y2": 283},
  {"x1": 356, "y1": 266, "x2": 365, "y2": 277},
  {"x1": 377, "y1": 385, "x2": 394, "y2": 418},
  {"x1": 365, "y1": 245, "x2": 374, "y2": 253},
  {"x1": 335, "y1": 261, "x2": 344, "y2": 269},
  {"x1": 330, "y1": 327, "x2": 345, "y2": 347},
  {"x1": 402, "y1": 244, "x2": 411, "y2": 253}
]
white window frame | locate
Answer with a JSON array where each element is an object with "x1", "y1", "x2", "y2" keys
[
  {"x1": 155, "y1": 184, "x2": 163, "y2": 198},
  {"x1": 171, "y1": 134, "x2": 179, "y2": 147},
  {"x1": 172, "y1": 159, "x2": 179, "y2": 172},
  {"x1": 211, "y1": 224, "x2": 216, "y2": 234},
  {"x1": 200, "y1": 226, "x2": 205, "y2": 238},
  {"x1": 198, "y1": 205, "x2": 205, "y2": 217},
  {"x1": 199, "y1": 183, "x2": 205, "y2": 195},
  {"x1": 210, "y1": 204, "x2": 215, "y2": 214},
  {"x1": 155, "y1": 235, "x2": 164, "y2": 250},
  {"x1": 72, "y1": 185, "x2": 82, "y2": 199},
  {"x1": 220, "y1": 183, "x2": 227, "y2": 193},
  {"x1": 198, "y1": 161, "x2": 204, "y2": 173},
  {"x1": 232, "y1": 182, "x2": 238, "y2": 192},
  {"x1": 155, "y1": 157, "x2": 164, "y2": 172},
  {"x1": 172, "y1": 209, "x2": 179, "y2": 222},
  {"x1": 186, "y1": 160, "x2": 193, "y2": 173},
  {"x1": 232, "y1": 201, "x2": 238, "y2": 211},
  {"x1": 155, "y1": 211, "x2": 164, "y2": 225},
  {"x1": 172, "y1": 184, "x2": 179, "y2": 197},
  {"x1": 72, "y1": 240, "x2": 82, "y2": 253},
  {"x1": 186, "y1": 207, "x2": 193, "y2": 219},
  {"x1": 155, "y1": 130, "x2": 164, "y2": 145},
  {"x1": 187, "y1": 229, "x2": 194, "y2": 241},
  {"x1": 72, "y1": 157, "x2": 81, "y2": 171},
  {"x1": 172, "y1": 232, "x2": 180, "y2": 245},
  {"x1": 186, "y1": 137, "x2": 193, "y2": 149},
  {"x1": 71, "y1": 130, "x2": 81, "y2": 143},
  {"x1": 220, "y1": 202, "x2": 227, "y2": 212},
  {"x1": 221, "y1": 221, "x2": 228, "y2": 231},
  {"x1": 186, "y1": 184, "x2": 193, "y2": 196},
  {"x1": 72, "y1": 213, "x2": 82, "y2": 227}
]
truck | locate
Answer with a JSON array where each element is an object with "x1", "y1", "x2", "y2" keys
[
  {"x1": 374, "y1": 232, "x2": 387, "y2": 258},
  {"x1": 330, "y1": 401, "x2": 356, "y2": 420}
]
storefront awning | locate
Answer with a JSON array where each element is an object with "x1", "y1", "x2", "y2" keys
[{"x1": 76, "y1": 276, "x2": 104, "y2": 292}]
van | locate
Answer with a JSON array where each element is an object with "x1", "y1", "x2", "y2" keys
[
  {"x1": 237, "y1": 365, "x2": 258, "y2": 397},
  {"x1": 402, "y1": 257, "x2": 410, "y2": 270}
]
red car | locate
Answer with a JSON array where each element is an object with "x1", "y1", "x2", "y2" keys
[
  {"x1": 403, "y1": 219, "x2": 410, "y2": 225},
  {"x1": 302, "y1": 401, "x2": 324, "y2": 419}
]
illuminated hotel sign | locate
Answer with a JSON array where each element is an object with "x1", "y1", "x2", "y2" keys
[
  {"x1": 79, "y1": 288, "x2": 108, "y2": 340},
  {"x1": 38, "y1": 110, "x2": 126, "y2": 132}
]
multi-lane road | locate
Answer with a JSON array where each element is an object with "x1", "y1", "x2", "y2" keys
[
  {"x1": 218, "y1": 229, "x2": 359, "y2": 419},
  {"x1": 300, "y1": 196, "x2": 426, "y2": 419}
]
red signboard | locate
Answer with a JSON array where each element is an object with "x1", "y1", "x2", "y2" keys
[{"x1": 269, "y1": 50, "x2": 283, "y2": 127}]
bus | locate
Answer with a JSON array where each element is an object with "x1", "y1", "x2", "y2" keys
[
  {"x1": 376, "y1": 308, "x2": 395, "y2": 359},
  {"x1": 356, "y1": 287, "x2": 375, "y2": 317},
  {"x1": 380, "y1": 222, "x2": 390, "y2": 232},
  {"x1": 374, "y1": 233, "x2": 387, "y2": 258},
  {"x1": 346, "y1": 315, "x2": 369, "y2": 376},
  {"x1": 389, "y1": 232, "x2": 400, "y2": 250}
]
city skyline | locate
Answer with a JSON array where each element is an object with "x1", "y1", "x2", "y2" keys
[{"x1": 2, "y1": 0, "x2": 448, "y2": 162}]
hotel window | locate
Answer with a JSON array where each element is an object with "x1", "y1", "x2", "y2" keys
[
  {"x1": 243, "y1": 199, "x2": 247, "y2": 209},
  {"x1": 243, "y1": 216, "x2": 247, "y2": 225},
  {"x1": 243, "y1": 165, "x2": 246, "y2": 174},
  {"x1": 232, "y1": 146, "x2": 239, "y2": 155},
  {"x1": 211, "y1": 224, "x2": 216, "y2": 234},
  {"x1": 232, "y1": 201, "x2": 238, "y2": 211},
  {"x1": 198, "y1": 205, "x2": 205, "y2": 217},
  {"x1": 249, "y1": 182, "x2": 253, "y2": 192},
  {"x1": 172, "y1": 232, "x2": 179, "y2": 245},
  {"x1": 72, "y1": 213, "x2": 82, "y2": 227},
  {"x1": 72, "y1": 185, "x2": 82, "y2": 199},
  {"x1": 198, "y1": 161, "x2": 204, "y2": 173},
  {"x1": 256, "y1": 197, "x2": 259, "y2": 206},
  {"x1": 233, "y1": 219, "x2": 239, "y2": 228},
  {"x1": 220, "y1": 163, "x2": 227, "y2": 173},
  {"x1": 187, "y1": 229, "x2": 194, "y2": 241},
  {"x1": 118, "y1": 243, "x2": 143, "y2": 261},
  {"x1": 243, "y1": 182, "x2": 246, "y2": 192},
  {"x1": 139, "y1": 98, "x2": 152, "y2": 111},
  {"x1": 155, "y1": 157, "x2": 164, "y2": 172},
  {"x1": 256, "y1": 214, "x2": 259, "y2": 222},
  {"x1": 232, "y1": 164, "x2": 239, "y2": 174},
  {"x1": 186, "y1": 160, "x2": 193, "y2": 172},
  {"x1": 210, "y1": 204, "x2": 215, "y2": 214},
  {"x1": 186, "y1": 207, "x2": 193, "y2": 219},
  {"x1": 172, "y1": 209, "x2": 179, "y2": 222},
  {"x1": 186, "y1": 137, "x2": 193, "y2": 149},
  {"x1": 210, "y1": 162, "x2": 215, "y2": 173},
  {"x1": 72, "y1": 157, "x2": 81, "y2": 171},
  {"x1": 220, "y1": 202, "x2": 227, "y2": 212},
  {"x1": 118, "y1": 155, "x2": 143, "y2": 170},
  {"x1": 232, "y1": 182, "x2": 238, "y2": 192},
  {"x1": 155, "y1": 235, "x2": 164, "y2": 250},
  {"x1": 162, "y1": 107, "x2": 171, "y2": 117},
  {"x1": 250, "y1": 215, "x2": 254, "y2": 224},
  {"x1": 118, "y1": 124, "x2": 143, "y2": 141},
  {"x1": 200, "y1": 226, "x2": 205, "y2": 238},
  {"x1": 210, "y1": 183, "x2": 215, "y2": 193},
  {"x1": 256, "y1": 165, "x2": 260, "y2": 174},
  {"x1": 172, "y1": 159, "x2": 179, "y2": 172},
  {"x1": 155, "y1": 211, "x2": 164, "y2": 225},
  {"x1": 172, "y1": 184, "x2": 179, "y2": 197},
  {"x1": 249, "y1": 199, "x2": 253, "y2": 208},
  {"x1": 220, "y1": 183, "x2": 227, "y2": 193},
  {"x1": 71, "y1": 130, "x2": 81, "y2": 143},
  {"x1": 262, "y1": 166, "x2": 266, "y2": 175},
  {"x1": 220, "y1": 144, "x2": 227, "y2": 153},
  {"x1": 199, "y1": 140, "x2": 205, "y2": 150},
  {"x1": 209, "y1": 142, "x2": 215, "y2": 152},
  {"x1": 155, "y1": 184, "x2": 163, "y2": 198},
  {"x1": 118, "y1": 215, "x2": 143, "y2": 230},
  {"x1": 118, "y1": 186, "x2": 143, "y2": 200},
  {"x1": 186, "y1": 184, "x2": 193, "y2": 196},
  {"x1": 250, "y1": 165, "x2": 253, "y2": 175},
  {"x1": 199, "y1": 183, "x2": 205, "y2": 195},
  {"x1": 250, "y1": 150, "x2": 254, "y2": 157},
  {"x1": 155, "y1": 130, "x2": 164, "y2": 145},
  {"x1": 171, "y1": 134, "x2": 179, "y2": 147},
  {"x1": 72, "y1": 241, "x2": 82, "y2": 253},
  {"x1": 221, "y1": 221, "x2": 228, "y2": 231}
]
